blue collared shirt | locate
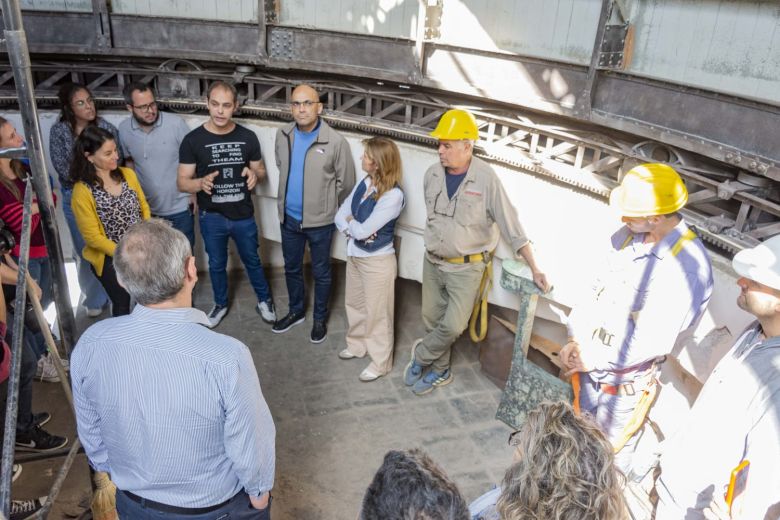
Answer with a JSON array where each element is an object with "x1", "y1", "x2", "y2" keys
[
  {"x1": 71, "y1": 305, "x2": 275, "y2": 507},
  {"x1": 568, "y1": 220, "x2": 714, "y2": 379}
]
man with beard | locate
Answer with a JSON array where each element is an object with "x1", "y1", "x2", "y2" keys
[
  {"x1": 655, "y1": 235, "x2": 780, "y2": 520},
  {"x1": 119, "y1": 82, "x2": 194, "y2": 248}
]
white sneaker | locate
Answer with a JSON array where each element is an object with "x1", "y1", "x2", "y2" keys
[
  {"x1": 207, "y1": 305, "x2": 228, "y2": 329},
  {"x1": 85, "y1": 306, "x2": 103, "y2": 318},
  {"x1": 256, "y1": 300, "x2": 276, "y2": 324},
  {"x1": 10, "y1": 496, "x2": 47, "y2": 519},
  {"x1": 35, "y1": 354, "x2": 61, "y2": 383},
  {"x1": 359, "y1": 367, "x2": 382, "y2": 382}
]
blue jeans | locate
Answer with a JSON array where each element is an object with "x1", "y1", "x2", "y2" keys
[
  {"x1": 199, "y1": 210, "x2": 272, "y2": 307},
  {"x1": 13, "y1": 256, "x2": 53, "y2": 309},
  {"x1": 280, "y1": 215, "x2": 334, "y2": 321},
  {"x1": 62, "y1": 188, "x2": 109, "y2": 310},
  {"x1": 158, "y1": 207, "x2": 195, "y2": 251},
  {"x1": 116, "y1": 490, "x2": 271, "y2": 520}
]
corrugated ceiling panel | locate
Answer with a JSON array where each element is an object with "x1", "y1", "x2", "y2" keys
[{"x1": 627, "y1": 0, "x2": 779, "y2": 105}]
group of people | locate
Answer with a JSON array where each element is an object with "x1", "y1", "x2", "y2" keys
[{"x1": 0, "y1": 76, "x2": 776, "y2": 519}]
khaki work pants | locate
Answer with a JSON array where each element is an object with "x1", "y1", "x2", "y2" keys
[
  {"x1": 417, "y1": 256, "x2": 485, "y2": 372},
  {"x1": 344, "y1": 254, "x2": 397, "y2": 375}
]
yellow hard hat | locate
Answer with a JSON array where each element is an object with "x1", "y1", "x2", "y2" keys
[
  {"x1": 430, "y1": 109, "x2": 479, "y2": 140},
  {"x1": 609, "y1": 163, "x2": 688, "y2": 217}
]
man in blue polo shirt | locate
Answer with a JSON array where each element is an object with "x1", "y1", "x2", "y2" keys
[{"x1": 119, "y1": 82, "x2": 194, "y2": 248}]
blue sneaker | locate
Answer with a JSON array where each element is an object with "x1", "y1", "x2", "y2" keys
[
  {"x1": 412, "y1": 368, "x2": 453, "y2": 396},
  {"x1": 404, "y1": 339, "x2": 425, "y2": 386}
]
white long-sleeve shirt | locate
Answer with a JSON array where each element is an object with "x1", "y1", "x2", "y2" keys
[{"x1": 334, "y1": 176, "x2": 404, "y2": 258}]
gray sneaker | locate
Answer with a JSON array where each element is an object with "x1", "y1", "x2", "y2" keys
[
  {"x1": 35, "y1": 355, "x2": 61, "y2": 383},
  {"x1": 256, "y1": 300, "x2": 276, "y2": 324},
  {"x1": 207, "y1": 305, "x2": 228, "y2": 328},
  {"x1": 412, "y1": 368, "x2": 453, "y2": 396}
]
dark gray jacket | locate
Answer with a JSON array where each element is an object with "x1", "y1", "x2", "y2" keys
[{"x1": 274, "y1": 119, "x2": 356, "y2": 227}]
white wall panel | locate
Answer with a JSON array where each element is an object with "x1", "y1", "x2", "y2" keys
[
  {"x1": 111, "y1": 0, "x2": 257, "y2": 22},
  {"x1": 627, "y1": 0, "x2": 780, "y2": 105},
  {"x1": 438, "y1": 0, "x2": 601, "y2": 65},
  {"x1": 279, "y1": 0, "x2": 418, "y2": 39},
  {"x1": 20, "y1": 0, "x2": 90, "y2": 12}
]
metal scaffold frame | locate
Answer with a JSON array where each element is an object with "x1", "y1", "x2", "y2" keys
[{"x1": 0, "y1": 0, "x2": 82, "y2": 518}]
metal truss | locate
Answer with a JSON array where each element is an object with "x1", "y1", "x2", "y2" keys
[{"x1": 0, "y1": 58, "x2": 776, "y2": 253}]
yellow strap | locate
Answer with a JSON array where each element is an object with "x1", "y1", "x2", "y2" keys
[
  {"x1": 468, "y1": 255, "x2": 493, "y2": 343},
  {"x1": 670, "y1": 228, "x2": 696, "y2": 257},
  {"x1": 445, "y1": 253, "x2": 487, "y2": 264},
  {"x1": 612, "y1": 378, "x2": 659, "y2": 453},
  {"x1": 621, "y1": 228, "x2": 696, "y2": 256}
]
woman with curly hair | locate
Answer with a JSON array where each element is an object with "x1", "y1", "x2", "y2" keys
[{"x1": 470, "y1": 401, "x2": 628, "y2": 520}]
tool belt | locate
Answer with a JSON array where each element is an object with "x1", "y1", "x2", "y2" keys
[{"x1": 599, "y1": 370, "x2": 655, "y2": 396}]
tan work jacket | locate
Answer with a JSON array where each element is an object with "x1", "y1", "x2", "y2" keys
[{"x1": 423, "y1": 156, "x2": 529, "y2": 271}]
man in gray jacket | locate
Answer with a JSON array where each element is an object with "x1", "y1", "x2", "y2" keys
[{"x1": 272, "y1": 84, "x2": 356, "y2": 343}]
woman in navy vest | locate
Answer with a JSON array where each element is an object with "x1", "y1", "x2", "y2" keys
[{"x1": 335, "y1": 137, "x2": 404, "y2": 382}]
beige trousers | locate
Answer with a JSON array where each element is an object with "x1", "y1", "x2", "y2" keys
[{"x1": 344, "y1": 254, "x2": 397, "y2": 375}]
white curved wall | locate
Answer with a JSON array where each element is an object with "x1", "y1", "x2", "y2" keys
[{"x1": 2, "y1": 109, "x2": 752, "y2": 388}]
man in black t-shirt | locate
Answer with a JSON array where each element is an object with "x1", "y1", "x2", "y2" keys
[{"x1": 178, "y1": 80, "x2": 276, "y2": 328}]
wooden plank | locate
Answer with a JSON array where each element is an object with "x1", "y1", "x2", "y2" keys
[{"x1": 493, "y1": 315, "x2": 563, "y2": 369}]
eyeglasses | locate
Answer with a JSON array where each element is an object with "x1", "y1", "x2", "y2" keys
[
  {"x1": 132, "y1": 101, "x2": 157, "y2": 112},
  {"x1": 433, "y1": 191, "x2": 459, "y2": 218},
  {"x1": 72, "y1": 97, "x2": 95, "y2": 108},
  {"x1": 290, "y1": 100, "x2": 320, "y2": 109},
  {"x1": 508, "y1": 430, "x2": 522, "y2": 446}
]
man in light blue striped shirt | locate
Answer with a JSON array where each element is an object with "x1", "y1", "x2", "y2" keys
[{"x1": 71, "y1": 219, "x2": 275, "y2": 518}]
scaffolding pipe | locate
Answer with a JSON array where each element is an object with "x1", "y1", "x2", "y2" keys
[
  {"x1": 0, "y1": 181, "x2": 33, "y2": 518},
  {"x1": 1, "y1": 0, "x2": 77, "y2": 353},
  {"x1": 29, "y1": 439, "x2": 82, "y2": 519}
]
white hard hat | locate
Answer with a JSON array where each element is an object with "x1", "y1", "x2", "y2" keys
[{"x1": 732, "y1": 235, "x2": 780, "y2": 290}]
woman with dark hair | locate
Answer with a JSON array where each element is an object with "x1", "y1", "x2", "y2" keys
[
  {"x1": 49, "y1": 82, "x2": 123, "y2": 317},
  {"x1": 70, "y1": 126, "x2": 149, "y2": 316},
  {"x1": 470, "y1": 401, "x2": 628, "y2": 520}
]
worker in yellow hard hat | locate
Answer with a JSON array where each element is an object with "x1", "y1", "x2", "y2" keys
[
  {"x1": 561, "y1": 163, "x2": 714, "y2": 475},
  {"x1": 403, "y1": 108, "x2": 549, "y2": 396}
]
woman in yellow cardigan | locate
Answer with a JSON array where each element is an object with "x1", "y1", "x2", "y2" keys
[{"x1": 70, "y1": 126, "x2": 150, "y2": 316}]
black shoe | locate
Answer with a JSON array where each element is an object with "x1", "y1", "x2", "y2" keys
[
  {"x1": 310, "y1": 320, "x2": 327, "y2": 344},
  {"x1": 32, "y1": 412, "x2": 51, "y2": 428},
  {"x1": 272, "y1": 312, "x2": 305, "y2": 334},
  {"x1": 15, "y1": 425, "x2": 68, "y2": 452},
  {"x1": 10, "y1": 497, "x2": 47, "y2": 520}
]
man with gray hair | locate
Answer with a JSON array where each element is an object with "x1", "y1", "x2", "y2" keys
[
  {"x1": 71, "y1": 219, "x2": 276, "y2": 519},
  {"x1": 404, "y1": 109, "x2": 549, "y2": 396}
]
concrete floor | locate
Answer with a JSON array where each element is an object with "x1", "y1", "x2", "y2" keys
[{"x1": 12, "y1": 262, "x2": 517, "y2": 519}]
